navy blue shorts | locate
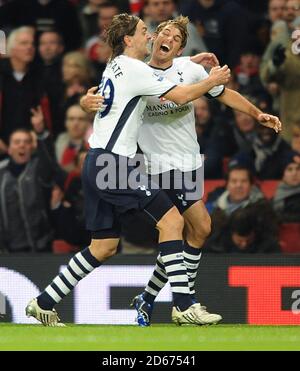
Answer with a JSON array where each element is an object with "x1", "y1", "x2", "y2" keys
[
  {"x1": 150, "y1": 168, "x2": 204, "y2": 214},
  {"x1": 82, "y1": 148, "x2": 173, "y2": 237}
]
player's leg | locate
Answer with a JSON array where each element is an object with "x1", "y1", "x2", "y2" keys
[
  {"x1": 145, "y1": 194, "x2": 193, "y2": 310},
  {"x1": 134, "y1": 170, "x2": 201, "y2": 307},
  {"x1": 26, "y1": 148, "x2": 121, "y2": 326},
  {"x1": 133, "y1": 170, "x2": 221, "y2": 325},
  {"x1": 173, "y1": 199, "x2": 221, "y2": 324},
  {"x1": 182, "y1": 200, "x2": 211, "y2": 300},
  {"x1": 26, "y1": 236, "x2": 119, "y2": 326}
]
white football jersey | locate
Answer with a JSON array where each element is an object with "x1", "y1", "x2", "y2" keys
[
  {"x1": 138, "y1": 57, "x2": 225, "y2": 174},
  {"x1": 88, "y1": 55, "x2": 176, "y2": 158}
]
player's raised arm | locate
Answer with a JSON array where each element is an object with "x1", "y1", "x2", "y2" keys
[
  {"x1": 163, "y1": 65, "x2": 230, "y2": 105},
  {"x1": 190, "y1": 52, "x2": 220, "y2": 68},
  {"x1": 217, "y1": 88, "x2": 282, "y2": 133}
]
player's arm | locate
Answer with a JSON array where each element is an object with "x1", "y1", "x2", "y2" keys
[
  {"x1": 190, "y1": 52, "x2": 219, "y2": 68},
  {"x1": 163, "y1": 65, "x2": 230, "y2": 105},
  {"x1": 217, "y1": 88, "x2": 282, "y2": 133}
]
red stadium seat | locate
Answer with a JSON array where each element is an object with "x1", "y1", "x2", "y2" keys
[
  {"x1": 279, "y1": 224, "x2": 300, "y2": 253},
  {"x1": 258, "y1": 180, "x2": 279, "y2": 199},
  {"x1": 203, "y1": 180, "x2": 279, "y2": 203},
  {"x1": 52, "y1": 240, "x2": 79, "y2": 254},
  {"x1": 203, "y1": 180, "x2": 225, "y2": 202}
]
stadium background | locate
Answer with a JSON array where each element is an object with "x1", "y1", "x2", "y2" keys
[{"x1": 1, "y1": 0, "x2": 300, "y2": 328}]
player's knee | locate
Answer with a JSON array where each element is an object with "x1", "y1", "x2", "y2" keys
[
  {"x1": 101, "y1": 245, "x2": 118, "y2": 260},
  {"x1": 157, "y1": 207, "x2": 184, "y2": 234},
  {"x1": 89, "y1": 241, "x2": 118, "y2": 261}
]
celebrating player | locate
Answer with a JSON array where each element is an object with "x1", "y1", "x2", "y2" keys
[
  {"x1": 82, "y1": 16, "x2": 282, "y2": 327},
  {"x1": 25, "y1": 13, "x2": 231, "y2": 326}
]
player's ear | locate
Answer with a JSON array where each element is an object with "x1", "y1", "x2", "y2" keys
[
  {"x1": 151, "y1": 33, "x2": 157, "y2": 42},
  {"x1": 124, "y1": 35, "x2": 132, "y2": 47},
  {"x1": 176, "y1": 48, "x2": 184, "y2": 57}
]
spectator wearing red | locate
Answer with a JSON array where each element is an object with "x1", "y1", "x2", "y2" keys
[
  {"x1": 85, "y1": 1, "x2": 119, "y2": 66},
  {"x1": 0, "y1": 27, "x2": 51, "y2": 145},
  {"x1": 55, "y1": 104, "x2": 90, "y2": 173}
]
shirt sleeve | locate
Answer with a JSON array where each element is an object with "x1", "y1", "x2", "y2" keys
[
  {"x1": 188, "y1": 61, "x2": 225, "y2": 99},
  {"x1": 129, "y1": 59, "x2": 177, "y2": 97}
]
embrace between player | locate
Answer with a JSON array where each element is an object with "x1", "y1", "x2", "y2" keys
[{"x1": 26, "y1": 14, "x2": 281, "y2": 327}]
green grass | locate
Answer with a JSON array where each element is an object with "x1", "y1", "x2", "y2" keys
[{"x1": 0, "y1": 324, "x2": 300, "y2": 351}]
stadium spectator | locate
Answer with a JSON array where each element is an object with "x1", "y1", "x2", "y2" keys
[
  {"x1": 55, "y1": 104, "x2": 90, "y2": 173},
  {"x1": 268, "y1": 0, "x2": 286, "y2": 23},
  {"x1": 85, "y1": 2, "x2": 119, "y2": 64},
  {"x1": 51, "y1": 149, "x2": 91, "y2": 248},
  {"x1": 291, "y1": 123, "x2": 300, "y2": 153},
  {"x1": 229, "y1": 110, "x2": 258, "y2": 154},
  {"x1": 284, "y1": 0, "x2": 300, "y2": 30},
  {"x1": 193, "y1": 97, "x2": 223, "y2": 179},
  {"x1": 260, "y1": 39, "x2": 300, "y2": 141},
  {"x1": 234, "y1": 48, "x2": 271, "y2": 102},
  {"x1": 206, "y1": 206, "x2": 280, "y2": 253},
  {"x1": 59, "y1": 51, "x2": 95, "y2": 124},
  {"x1": 210, "y1": 165, "x2": 264, "y2": 216},
  {"x1": 0, "y1": 118, "x2": 59, "y2": 253},
  {"x1": 200, "y1": 105, "x2": 258, "y2": 175},
  {"x1": 0, "y1": 0, "x2": 82, "y2": 51},
  {"x1": 37, "y1": 30, "x2": 65, "y2": 137},
  {"x1": 178, "y1": 0, "x2": 249, "y2": 67},
  {"x1": 205, "y1": 164, "x2": 279, "y2": 252},
  {"x1": 0, "y1": 27, "x2": 51, "y2": 143},
  {"x1": 273, "y1": 151, "x2": 300, "y2": 222},
  {"x1": 260, "y1": 1, "x2": 300, "y2": 140},
  {"x1": 144, "y1": 0, "x2": 207, "y2": 56},
  {"x1": 232, "y1": 125, "x2": 291, "y2": 179},
  {"x1": 79, "y1": 0, "x2": 109, "y2": 43}
]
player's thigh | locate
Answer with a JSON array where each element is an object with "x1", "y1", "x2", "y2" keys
[
  {"x1": 183, "y1": 200, "x2": 211, "y2": 237},
  {"x1": 143, "y1": 190, "x2": 182, "y2": 226}
]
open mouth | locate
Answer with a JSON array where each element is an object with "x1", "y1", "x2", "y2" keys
[
  {"x1": 18, "y1": 151, "x2": 27, "y2": 159},
  {"x1": 160, "y1": 44, "x2": 170, "y2": 53}
]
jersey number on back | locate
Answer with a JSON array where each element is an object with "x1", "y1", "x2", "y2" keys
[{"x1": 97, "y1": 78, "x2": 115, "y2": 118}]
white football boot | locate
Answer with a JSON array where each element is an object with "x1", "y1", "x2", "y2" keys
[
  {"x1": 25, "y1": 298, "x2": 65, "y2": 327},
  {"x1": 172, "y1": 303, "x2": 222, "y2": 326}
]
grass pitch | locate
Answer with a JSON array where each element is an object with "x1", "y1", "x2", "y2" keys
[{"x1": 0, "y1": 324, "x2": 300, "y2": 351}]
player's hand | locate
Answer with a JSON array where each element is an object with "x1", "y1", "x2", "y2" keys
[
  {"x1": 209, "y1": 65, "x2": 231, "y2": 86},
  {"x1": 258, "y1": 113, "x2": 282, "y2": 133},
  {"x1": 80, "y1": 86, "x2": 104, "y2": 113},
  {"x1": 191, "y1": 52, "x2": 219, "y2": 68},
  {"x1": 30, "y1": 105, "x2": 45, "y2": 134}
]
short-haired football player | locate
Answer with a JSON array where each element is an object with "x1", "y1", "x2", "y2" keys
[
  {"x1": 25, "y1": 13, "x2": 231, "y2": 326},
  {"x1": 82, "y1": 16, "x2": 282, "y2": 327}
]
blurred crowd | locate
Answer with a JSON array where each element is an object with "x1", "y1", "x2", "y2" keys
[{"x1": 0, "y1": 0, "x2": 300, "y2": 254}]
